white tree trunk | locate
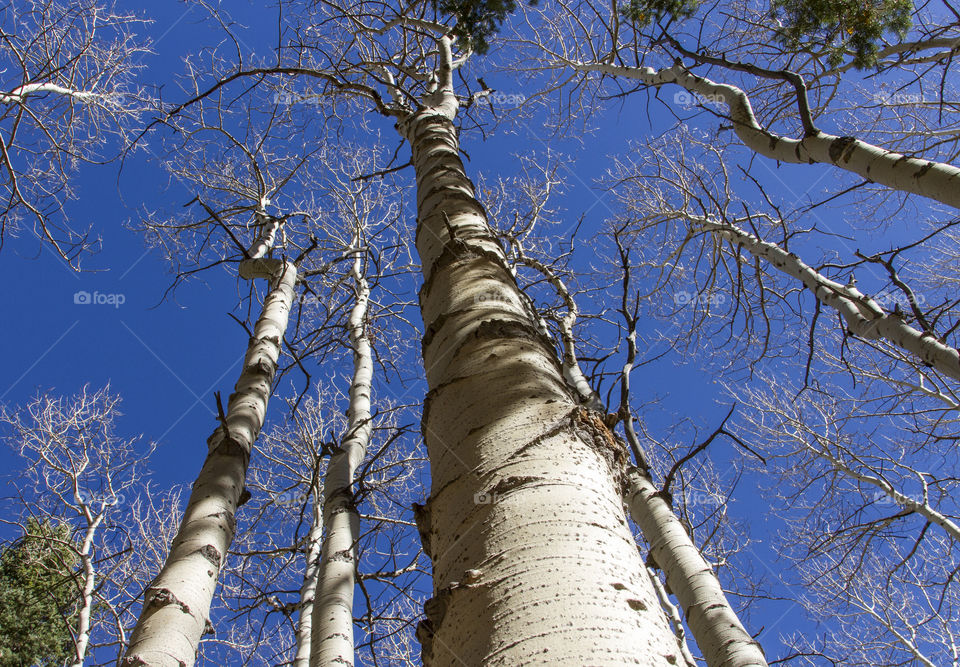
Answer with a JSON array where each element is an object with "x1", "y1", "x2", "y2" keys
[
  {"x1": 123, "y1": 257, "x2": 296, "y2": 667},
  {"x1": 401, "y1": 37, "x2": 679, "y2": 666},
  {"x1": 574, "y1": 61, "x2": 960, "y2": 210},
  {"x1": 309, "y1": 252, "x2": 373, "y2": 666},
  {"x1": 293, "y1": 494, "x2": 324, "y2": 667},
  {"x1": 646, "y1": 566, "x2": 698, "y2": 667},
  {"x1": 626, "y1": 468, "x2": 768, "y2": 667},
  {"x1": 71, "y1": 511, "x2": 105, "y2": 667}
]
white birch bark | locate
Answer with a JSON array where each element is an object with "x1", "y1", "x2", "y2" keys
[
  {"x1": 682, "y1": 213, "x2": 960, "y2": 381},
  {"x1": 646, "y1": 567, "x2": 698, "y2": 667},
  {"x1": 71, "y1": 509, "x2": 106, "y2": 667},
  {"x1": 123, "y1": 230, "x2": 296, "y2": 666},
  {"x1": 626, "y1": 468, "x2": 768, "y2": 667},
  {"x1": 309, "y1": 250, "x2": 373, "y2": 667},
  {"x1": 543, "y1": 246, "x2": 760, "y2": 666},
  {"x1": 401, "y1": 36, "x2": 679, "y2": 666},
  {"x1": 293, "y1": 482, "x2": 324, "y2": 667},
  {"x1": 573, "y1": 61, "x2": 960, "y2": 211},
  {"x1": 0, "y1": 82, "x2": 105, "y2": 105}
]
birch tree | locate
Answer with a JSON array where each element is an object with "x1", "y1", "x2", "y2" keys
[
  {"x1": 122, "y1": 213, "x2": 298, "y2": 664},
  {"x1": 25, "y1": 0, "x2": 960, "y2": 664}
]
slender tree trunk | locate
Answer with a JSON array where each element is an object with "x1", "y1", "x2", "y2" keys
[
  {"x1": 626, "y1": 468, "x2": 767, "y2": 667},
  {"x1": 310, "y1": 251, "x2": 373, "y2": 666},
  {"x1": 402, "y1": 37, "x2": 679, "y2": 666},
  {"x1": 71, "y1": 511, "x2": 105, "y2": 667},
  {"x1": 646, "y1": 566, "x2": 698, "y2": 667},
  {"x1": 123, "y1": 252, "x2": 296, "y2": 667},
  {"x1": 293, "y1": 491, "x2": 323, "y2": 667}
]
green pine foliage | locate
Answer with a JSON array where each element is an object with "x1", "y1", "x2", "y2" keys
[
  {"x1": 437, "y1": 0, "x2": 913, "y2": 68},
  {"x1": 771, "y1": 0, "x2": 913, "y2": 68},
  {"x1": 0, "y1": 520, "x2": 79, "y2": 667},
  {"x1": 617, "y1": 0, "x2": 912, "y2": 69},
  {"x1": 618, "y1": 0, "x2": 700, "y2": 27},
  {"x1": 433, "y1": 0, "x2": 537, "y2": 54}
]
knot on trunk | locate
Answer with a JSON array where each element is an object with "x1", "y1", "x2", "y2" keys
[{"x1": 239, "y1": 257, "x2": 290, "y2": 281}]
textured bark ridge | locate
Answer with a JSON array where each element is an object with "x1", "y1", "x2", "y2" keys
[
  {"x1": 401, "y1": 103, "x2": 680, "y2": 665},
  {"x1": 123, "y1": 259, "x2": 297, "y2": 667},
  {"x1": 627, "y1": 469, "x2": 768, "y2": 667}
]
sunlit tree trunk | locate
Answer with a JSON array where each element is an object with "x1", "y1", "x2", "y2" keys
[
  {"x1": 293, "y1": 479, "x2": 323, "y2": 667},
  {"x1": 71, "y1": 510, "x2": 106, "y2": 667},
  {"x1": 124, "y1": 223, "x2": 296, "y2": 666},
  {"x1": 401, "y1": 37, "x2": 678, "y2": 666},
  {"x1": 626, "y1": 469, "x2": 768, "y2": 667},
  {"x1": 310, "y1": 249, "x2": 373, "y2": 666}
]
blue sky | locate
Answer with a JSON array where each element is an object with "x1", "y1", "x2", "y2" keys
[{"x1": 0, "y1": 1, "x2": 894, "y2": 661}]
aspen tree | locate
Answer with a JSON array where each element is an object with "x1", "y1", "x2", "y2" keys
[{"x1": 123, "y1": 217, "x2": 297, "y2": 666}]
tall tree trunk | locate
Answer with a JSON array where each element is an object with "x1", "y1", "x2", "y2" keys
[
  {"x1": 626, "y1": 469, "x2": 768, "y2": 667},
  {"x1": 123, "y1": 249, "x2": 296, "y2": 667},
  {"x1": 293, "y1": 477, "x2": 323, "y2": 667},
  {"x1": 402, "y1": 37, "x2": 679, "y2": 666},
  {"x1": 310, "y1": 250, "x2": 373, "y2": 666}
]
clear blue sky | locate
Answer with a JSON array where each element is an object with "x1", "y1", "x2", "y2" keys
[{"x1": 0, "y1": 1, "x2": 845, "y2": 659}]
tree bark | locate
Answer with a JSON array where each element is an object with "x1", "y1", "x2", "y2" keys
[
  {"x1": 309, "y1": 252, "x2": 373, "y2": 666},
  {"x1": 402, "y1": 37, "x2": 679, "y2": 666},
  {"x1": 123, "y1": 257, "x2": 296, "y2": 667},
  {"x1": 293, "y1": 481, "x2": 323, "y2": 667},
  {"x1": 626, "y1": 468, "x2": 768, "y2": 667}
]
